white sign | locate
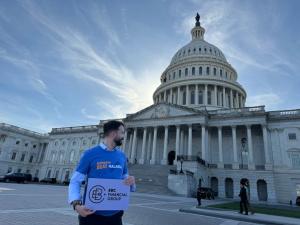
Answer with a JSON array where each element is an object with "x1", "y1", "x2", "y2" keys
[{"x1": 84, "y1": 178, "x2": 130, "y2": 211}]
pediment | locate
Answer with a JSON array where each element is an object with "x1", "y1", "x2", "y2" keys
[{"x1": 125, "y1": 103, "x2": 203, "y2": 121}]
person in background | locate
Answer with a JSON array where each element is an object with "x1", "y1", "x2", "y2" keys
[{"x1": 239, "y1": 182, "x2": 248, "y2": 215}]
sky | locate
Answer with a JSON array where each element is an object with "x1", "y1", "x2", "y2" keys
[{"x1": 0, "y1": 0, "x2": 299, "y2": 133}]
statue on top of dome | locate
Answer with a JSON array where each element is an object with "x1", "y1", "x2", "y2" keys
[{"x1": 195, "y1": 13, "x2": 200, "y2": 26}]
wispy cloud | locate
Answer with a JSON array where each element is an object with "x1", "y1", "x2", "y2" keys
[{"x1": 246, "y1": 93, "x2": 283, "y2": 110}]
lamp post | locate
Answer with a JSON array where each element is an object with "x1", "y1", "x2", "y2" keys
[
  {"x1": 180, "y1": 157, "x2": 184, "y2": 174},
  {"x1": 241, "y1": 137, "x2": 247, "y2": 169}
]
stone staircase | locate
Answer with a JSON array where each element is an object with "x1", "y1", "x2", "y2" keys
[{"x1": 128, "y1": 164, "x2": 177, "y2": 195}]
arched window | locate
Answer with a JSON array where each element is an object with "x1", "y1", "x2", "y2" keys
[
  {"x1": 182, "y1": 91, "x2": 186, "y2": 105},
  {"x1": 185, "y1": 68, "x2": 188, "y2": 76},
  {"x1": 47, "y1": 169, "x2": 52, "y2": 178},
  {"x1": 70, "y1": 150, "x2": 75, "y2": 162},
  {"x1": 192, "y1": 67, "x2": 195, "y2": 75},
  {"x1": 208, "y1": 91, "x2": 212, "y2": 105},
  {"x1": 190, "y1": 91, "x2": 195, "y2": 104},
  {"x1": 199, "y1": 66, "x2": 202, "y2": 75},
  {"x1": 213, "y1": 68, "x2": 217, "y2": 76},
  {"x1": 198, "y1": 90, "x2": 203, "y2": 104},
  {"x1": 220, "y1": 69, "x2": 223, "y2": 76},
  {"x1": 206, "y1": 67, "x2": 210, "y2": 75}
]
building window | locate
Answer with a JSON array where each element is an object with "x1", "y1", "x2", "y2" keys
[
  {"x1": 220, "y1": 69, "x2": 223, "y2": 76},
  {"x1": 17, "y1": 168, "x2": 22, "y2": 173},
  {"x1": 191, "y1": 91, "x2": 195, "y2": 104},
  {"x1": 72, "y1": 141, "x2": 76, "y2": 146},
  {"x1": 7, "y1": 167, "x2": 12, "y2": 173},
  {"x1": 192, "y1": 67, "x2": 195, "y2": 75},
  {"x1": 206, "y1": 67, "x2": 210, "y2": 75},
  {"x1": 185, "y1": 68, "x2": 188, "y2": 76},
  {"x1": 173, "y1": 72, "x2": 175, "y2": 79},
  {"x1": 16, "y1": 141, "x2": 20, "y2": 145},
  {"x1": 208, "y1": 91, "x2": 212, "y2": 105},
  {"x1": 33, "y1": 145, "x2": 36, "y2": 148},
  {"x1": 198, "y1": 90, "x2": 203, "y2": 104},
  {"x1": 179, "y1": 70, "x2": 181, "y2": 78},
  {"x1": 29, "y1": 155, "x2": 34, "y2": 163},
  {"x1": 20, "y1": 153, "x2": 25, "y2": 162},
  {"x1": 225, "y1": 72, "x2": 228, "y2": 78},
  {"x1": 289, "y1": 152, "x2": 300, "y2": 169},
  {"x1": 199, "y1": 67, "x2": 202, "y2": 75},
  {"x1": 199, "y1": 48, "x2": 201, "y2": 52},
  {"x1": 11, "y1": 152, "x2": 17, "y2": 160},
  {"x1": 213, "y1": 68, "x2": 217, "y2": 76},
  {"x1": 26, "y1": 169, "x2": 30, "y2": 174},
  {"x1": 289, "y1": 133, "x2": 297, "y2": 140},
  {"x1": 92, "y1": 140, "x2": 96, "y2": 145},
  {"x1": 182, "y1": 91, "x2": 186, "y2": 105},
  {"x1": 0, "y1": 135, "x2": 6, "y2": 143},
  {"x1": 25, "y1": 143, "x2": 28, "y2": 147},
  {"x1": 54, "y1": 141, "x2": 58, "y2": 146}
]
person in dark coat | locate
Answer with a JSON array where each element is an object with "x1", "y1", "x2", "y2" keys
[
  {"x1": 239, "y1": 182, "x2": 248, "y2": 215},
  {"x1": 196, "y1": 187, "x2": 202, "y2": 206}
]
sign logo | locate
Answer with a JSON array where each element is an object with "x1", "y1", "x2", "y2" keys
[{"x1": 89, "y1": 185, "x2": 106, "y2": 203}]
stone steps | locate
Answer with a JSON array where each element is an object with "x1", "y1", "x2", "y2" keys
[{"x1": 128, "y1": 164, "x2": 176, "y2": 195}]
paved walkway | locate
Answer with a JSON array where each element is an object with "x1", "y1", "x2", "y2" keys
[{"x1": 180, "y1": 205, "x2": 300, "y2": 225}]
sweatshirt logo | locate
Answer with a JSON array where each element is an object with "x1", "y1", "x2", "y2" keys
[{"x1": 96, "y1": 161, "x2": 122, "y2": 170}]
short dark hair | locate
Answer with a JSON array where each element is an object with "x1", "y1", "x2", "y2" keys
[{"x1": 103, "y1": 120, "x2": 124, "y2": 137}]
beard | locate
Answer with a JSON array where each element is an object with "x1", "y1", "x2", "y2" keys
[{"x1": 114, "y1": 138, "x2": 123, "y2": 146}]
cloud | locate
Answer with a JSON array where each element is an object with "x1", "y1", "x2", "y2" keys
[
  {"x1": 246, "y1": 93, "x2": 283, "y2": 110},
  {"x1": 21, "y1": 1, "x2": 162, "y2": 119}
]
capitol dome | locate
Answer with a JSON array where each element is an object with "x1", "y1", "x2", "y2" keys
[{"x1": 153, "y1": 13, "x2": 247, "y2": 111}]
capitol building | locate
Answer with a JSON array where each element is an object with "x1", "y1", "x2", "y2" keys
[{"x1": 0, "y1": 14, "x2": 299, "y2": 204}]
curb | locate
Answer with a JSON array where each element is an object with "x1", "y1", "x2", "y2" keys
[{"x1": 179, "y1": 208, "x2": 299, "y2": 225}]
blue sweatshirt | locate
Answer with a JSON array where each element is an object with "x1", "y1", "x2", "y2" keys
[{"x1": 68, "y1": 143, "x2": 135, "y2": 216}]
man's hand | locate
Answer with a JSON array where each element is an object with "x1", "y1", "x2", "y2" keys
[
  {"x1": 124, "y1": 175, "x2": 135, "y2": 186},
  {"x1": 75, "y1": 205, "x2": 95, "y2": 217}
]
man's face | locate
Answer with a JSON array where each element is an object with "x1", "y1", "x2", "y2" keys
[{"x1": 113, "y1": 125, "x2": 125, "y2": 146}]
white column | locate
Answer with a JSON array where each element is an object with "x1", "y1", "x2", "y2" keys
[
  {"x1": 230, "y1": 89, "x2": 233, "y2": 108},
  {"x1": 246, "y1": 125, "x2": 255, "y2": 169},
  {"x1": 122, "y1": 130, "x2": 128, "y2": 153},
  {"x1": 262, "y1": 125, "x2": 272, "y2": 170},
  {"x1": 175, "y1": 125, "x2": 180, "y2": 158},
  {"x1": 186, "y1": 85, "x2": 189, "y2": 105},
  {"x1": 214, "y1": 85, "x2": 218, "y2": 106},
  {"x1": 161, "y1": 126, "x2": 169, "y2": 165},
  {"x1": 139, "y1": 128, "x2": 147, "y2": 164},
  {"x1": 235, "y1": 92, "x2": 239, "y2": 108},
  {"x1": 128, "y1": 132, "x2": 133, "y2": 160},
  {"x1": 232, "y1": 126, "x2": 239, "y2": 169},
  {"x1": 201, "y1": 125, "x2": 206, "y2": 160},
  {"x1": 130, "y1": 128, "x2": 137, "y2": 163},
  {"x1": 204, "y1": 84, "x2": 208, "y2": 105},
  {"x1": 170, "y1": 88, "x2": 173, "y2": 104},
  {"x1": 177, "y1": 86, "x2": 181, "y2": 104},
  {"x1": 223, "y1": 87, "x2": 226, "y2": 107},
  {"x1": 218, "y1": 126, "x2": 224, "y2": 168},
  {"x1": 188, "y1": 125, "x2": 193, "y2": 157},
  {"x1": 195, "y1": 84, "x2": 199, "y2": 105},
  {"x1": 150, "y1": 127, "x2": 157, "y2": 165}
]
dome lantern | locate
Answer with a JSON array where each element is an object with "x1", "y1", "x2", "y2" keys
[{"x1": 191, "y1": 13, "x2": 205, "y2": 40}]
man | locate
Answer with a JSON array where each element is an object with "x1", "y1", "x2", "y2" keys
[
  {"x1": 68, "y1": 120, "x2": 136, "y2": 225},
  {"x1": 196, "y1": 187, "x2": 202, "y2": 207},
  {"x1": 239, "y1": 182, "x2": 248, "y2": 215}
]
